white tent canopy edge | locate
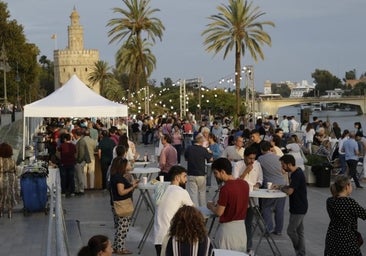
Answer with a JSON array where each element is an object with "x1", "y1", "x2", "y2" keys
[{"x1": 22, "y1": 75, "x2": 128, "y2": 158}]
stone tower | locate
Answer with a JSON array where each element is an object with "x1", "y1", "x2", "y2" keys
[{"x1": 53, "y1": 7, "x2": 100, "y2": 93}]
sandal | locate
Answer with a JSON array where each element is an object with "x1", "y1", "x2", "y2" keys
[
  {"x1": 113, "y1": 249, "x2": 133, "y2": 255},
  {"x1": 121, "y1": 249, "x2": 133, "y2": 255}
]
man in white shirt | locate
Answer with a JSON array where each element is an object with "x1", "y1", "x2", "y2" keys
[
  {"x1": 153, "y1": 165, "x2": 194, "y2": 255},
  {"x1": 221, "y1": 136, "x2": 244, "y2": 162},
  {"x1": 233, "y1": 147, "x2": 263, "y2": 254},
  {"x1": 279, "y1": 115, "x2": 289, "y2": 136}
]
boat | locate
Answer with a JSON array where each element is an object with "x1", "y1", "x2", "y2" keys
[{"x1": 311, "y1": 109, "x2": 358, "y2": 118}]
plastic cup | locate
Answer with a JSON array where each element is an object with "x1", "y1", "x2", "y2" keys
[
  {"x1": 159, "y1": 175, "x2": 164, "y2": 182},
  {"x1": 142, "y1": 177, "x2": 147, "y2": 185},
  {"x1": 267, "y1": 182, "x2": 273, "y2": 190}
]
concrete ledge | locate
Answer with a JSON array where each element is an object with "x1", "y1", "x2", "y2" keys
[{"x1": 66, "y1": 219, "x2": 83, "y2": 255}]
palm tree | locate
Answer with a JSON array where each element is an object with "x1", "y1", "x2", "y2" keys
[
  {"x1": 88, "y1": 60, "x2": 113, "y2": 96},
  {"x1": 116, "y1": 37, "x2": 156, "y2": 100},
  {"x1": 202, "y1": 0, "x2": 274, "y2": 120},
  {"x1": 107, "y1": 0, "x2": 164, "y2": 93}
]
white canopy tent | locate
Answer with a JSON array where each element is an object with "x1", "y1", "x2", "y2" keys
[{"x1": 23, "y1": 74, "x2": 128, "y2": 157}]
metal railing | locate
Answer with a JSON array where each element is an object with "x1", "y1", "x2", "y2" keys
[{"x1": 46, "y1": 171, "x2": 69, "y2": 256}]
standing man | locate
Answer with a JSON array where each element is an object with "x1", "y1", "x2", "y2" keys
[
  {"x1": 279, "y1": 115, "x2": 289, "y2": 138},
  {"x1": 153, "y1": 165, "x2": 193, "y2": 256},
  {"x1": 184, "y1": 133, "x2": 213, "y2": 207},
  {"x1": 343, "y1": 132, "x2": 363, "y2": 188},
  {"x1": 233, "y1": 147, "x2": 263, "y2": 255},
  {"x1": 279, "y1": 154, "x2": 308, "y2": 256},
  {"x1": 98, "y1": 130, "x2": 115, "y2": 190},
  {"x1": 83, "y1": 129, "x2": 98, "y2": 189},
  {"x1": 208, "y1": 157, "x2": 249, "y2": 252},
  {"x1": 257, "y1": 141, "x2": 287, "y2": 235},
  {"x1": 221, "y1": 136, "x2": 244, "y2": 162},
  {"x1": 158, "y1": 134, "x2": 177, "y2": 181},
  {"x1": 211, "y1": 120, "x2": 223, "y2": 140},
  {"x1": 246, "y1": 129, "x2": 263, "y2": 159},
  {"x1": 74, "y1": 129, "x2": 90, "y2": 195}
]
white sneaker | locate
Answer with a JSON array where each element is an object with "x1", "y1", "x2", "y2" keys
[{"x1": 247, "y1": 249, "x2": 255, "y2": 256}]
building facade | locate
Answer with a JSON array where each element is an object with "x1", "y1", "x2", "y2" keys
[{"x1": 53, "y1": 7, "x2": 100, "y2": 93}]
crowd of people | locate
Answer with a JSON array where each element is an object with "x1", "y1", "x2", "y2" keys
[{"x1": 11, "y1": 114, "x2": 366, "y2": 255}]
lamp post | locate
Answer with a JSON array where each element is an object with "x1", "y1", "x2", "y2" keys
[
  {"x1": 15, "y1": 63, "x2": 20, "y2": 110},
  {"x1": 186, "y1": 78, "x2": 203, "y2": 121},
  {"x1": 0, "y1": 43, "x2": 10, "y2": 107},
  {"x1": 243, "y1": 65, "x2": 254, "y2": 114},
  {"x1": 177, "y1": 79, "x2": 187, "y2": 118}
]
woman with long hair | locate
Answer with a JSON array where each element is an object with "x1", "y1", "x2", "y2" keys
[
  {"x1": 0, "y1": 143, "x2": 18, "y2": 218},
  {"x1": 161, "y1": 205, "x2": 213, "y2": 256},
  {"x1": 305, "y1": 123, "x2": 316, "y2": 153},
  {"x1": 116, "y1": 134, "x2": 138, "y2": 164},
  {"x1": 286, "y1": 134, "x2": 305, "y2": 171},
  {"x1": 110, "y1": 157, "x2": 139, "y2": 255},
  {"x1": 325, "y1": 175, "x2": 366, "y2": 256},
  {"x1": 78, "y1": 235, "x2": 113, "y2": 256},
  {"x1": 354, "y1": 122, "x2": 363, "y2": 137},
  {"x1": 171, "y1": 124, "x2": 183, "y2": 164}
]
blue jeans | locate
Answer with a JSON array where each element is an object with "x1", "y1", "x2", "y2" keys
[
  {"x1": 339, "y1": 154, "x2": 347, "y2": 174},
  {"x1": 261, "y1": 197, "x2": 286, "y2": 233},
  {"x1": 347, "y1": 159, "x2": 361, "y2": 187},
  {"x1": 287, "y1": 214, "x2": 306, "y2": 256}
]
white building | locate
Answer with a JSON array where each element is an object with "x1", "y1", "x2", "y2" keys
[{"x1": 289, "y1": 80, "x2": 315, "y2": 98}]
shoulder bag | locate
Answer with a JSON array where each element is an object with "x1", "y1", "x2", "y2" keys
[
  {"x1": 111, "y1": 182, "x2": 134, "y2": 217},
  {"x1": 299, "y1": 148, "x2": 308, "y2": 164},
  {"x1": 114, "y1": 198, "x2": 134, "y2": 217}
]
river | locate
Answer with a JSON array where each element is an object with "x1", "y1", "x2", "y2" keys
[{"x1": 276, "y1": 105, "x2": 366, "y2": 132}]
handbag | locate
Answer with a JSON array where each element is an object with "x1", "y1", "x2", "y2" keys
[
  {"x1": 300, "y1": 149, "x2": 308, "y2": 164},
  {"x1": 356, "y1": 231, "x2": 364, "y2": 247},
  {"x1": 113, "y1": 198, "x2": 134, "y2": 217}
]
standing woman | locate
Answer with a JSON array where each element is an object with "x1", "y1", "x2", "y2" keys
[
  {"x1": 171, "y1": 124, "x2": 183, "y2": 164},
  {"x1": 286, "y1": 134, "x2": 305, "y2": 171},
  {"x1": 325, "y1": 175, "x2": 366, "y2": 256},
  {"x1": 354, "y1": 122, "x2": 363, "y2": 137},
  {"x1": 161, "y1": 205, "x2": 213, "y2": 256},
  {"x1": 110, "y1": 157, "x2": 139, "y2": 255},
  {"x1": 304, "y1": 123, "x2": 315, "y2": 154},
  {"x1": 0, "y1": 143, "x2": 18, "y2": 218}
]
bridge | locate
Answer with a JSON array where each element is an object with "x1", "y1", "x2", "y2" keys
[{"x1": 257, "y1": 96, "x2": 366, "y2": 115}]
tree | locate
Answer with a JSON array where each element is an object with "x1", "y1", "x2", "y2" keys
[
  {"x1": 0, "y1": 2, "x2": 40, "y2": 105},
  {"x1": 107, "y1": 0, "x2": 164, "y2": 95},
  {"x1": 38, "y1": 55, "x2": 54, "y2": 96},
  {"x1": 202, "y1": 0, "x2": 274, "y2": 120},
  {"x1": 116, "y1": 37, "x2": 156, "y2": 99},
  {"x1": 311, "y1": 69, "x2": 342, "y2": 96},
  {"x1": 271, "y1": 83, "x2": 291, "y2": 97},
  {"x1": 88, "y1": 60, "x2": 113, "y2": 96},
  {"x1": 345, "y1": 69, "x2": 356, "y2": 80}
]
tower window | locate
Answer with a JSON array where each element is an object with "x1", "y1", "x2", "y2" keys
[
  {"x1": 85, "y1": 68, "x2": 88, "y2": 72},
  {"x1": 74, "y1": 68, "x2": 76, "y2": 72}
]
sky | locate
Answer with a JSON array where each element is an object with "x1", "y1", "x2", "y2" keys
[{"x1": 5, "y1": 0, "x2": 366, "y2": 92}]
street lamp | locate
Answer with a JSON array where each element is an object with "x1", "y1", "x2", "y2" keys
[
  {"x1": 15, "y1": 63, "x2": 20, "y2": 109},
  {"x1": 242, "y1": 65, "x2": 254, "y2": 113},
  {"x1": 0, "y1": 43, "x2": 10, "y2": 107}
]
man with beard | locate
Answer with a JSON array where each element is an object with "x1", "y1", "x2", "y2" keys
[
  {"x1": 153, "y1": 165, "x2": 193, "y2": 256},
  {"x1": 207, "y1": 157, "x2": 249, "y2": 252}
]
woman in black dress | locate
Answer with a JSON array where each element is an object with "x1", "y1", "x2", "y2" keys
[{"x1": 325, "y1": 175, "x2": 366, "y2": 256}]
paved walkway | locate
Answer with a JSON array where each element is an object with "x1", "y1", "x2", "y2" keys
[{"x1": 2, "y1": 143, "x2": 366, "y2": 256}]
